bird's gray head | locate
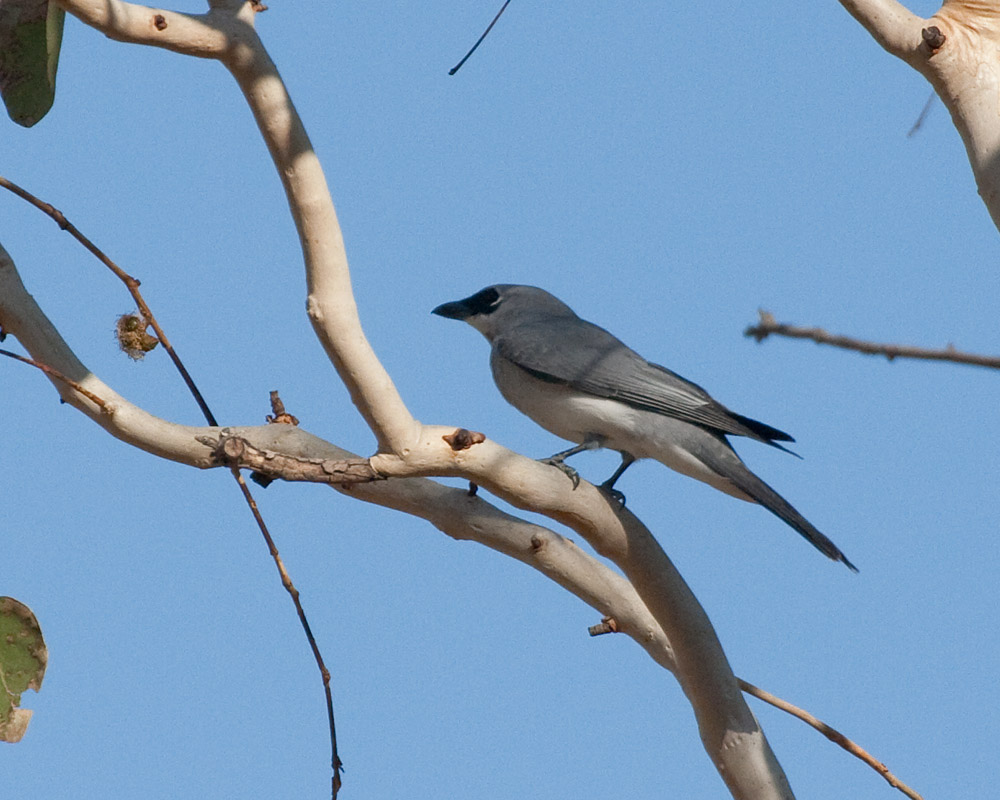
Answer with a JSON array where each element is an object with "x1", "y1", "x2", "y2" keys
[{"x1": 432, "y1": 284, "x2": 577, "y2": 340}]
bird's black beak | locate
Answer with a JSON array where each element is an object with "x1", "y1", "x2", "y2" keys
[
  {"x1": 432, "y1": 287, "x2": 501, "y2": 320},
  {"x1": 431, "y1": 298, "x2": 473, "y2": 320}
]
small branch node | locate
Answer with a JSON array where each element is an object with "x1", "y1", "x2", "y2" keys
[
  {"x1": 221, "y1": 435, "x2": 247, "y2": 461},
  {"x1": 442, "y1": 427, "x2": 486, "y2": 451},
  {"x1": 152, "y1": 14, "x2": 167, "y2": 31},
  {"x1": 589, "y1": 617, "x2": 620, "y2": 637},
  {"x1": 921, "y1": 26, "x2": 946, "y2": 53},
  {"x1": 266, "y1": 390, "x2": 299, "y2": 425}
]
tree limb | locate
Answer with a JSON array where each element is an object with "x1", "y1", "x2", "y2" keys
[
  {"x1": 1, "y1": 227, "x2": 788, "y2": 796},
  {"x1": 838, "y1": 0, "x2": 1000, "y2": 233},
  {"x1": 28, "y1": 2, "x2": 813, "y2": 795},
  {"x1": 837, "y1": 0, "x2": 925, "y2": 62},
  {"x1": 2, "y1": 238, "x2": 926, "y2": 796},
  {"x1": 745, "y1": 310, "x2": 1000, "y2": 369}
]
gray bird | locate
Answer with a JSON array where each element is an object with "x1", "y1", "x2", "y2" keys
[{"x1": 433, "y1": 284, "x2": 856, "y2": 571}]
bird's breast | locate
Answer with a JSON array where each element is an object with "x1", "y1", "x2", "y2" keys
[{"x1": 490, "y1": 353, "x2": 640, "y2": 447}]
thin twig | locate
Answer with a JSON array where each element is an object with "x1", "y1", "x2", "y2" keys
[
  {"x1": 230, "y1": 465, "x2": 344, "y2": 795},
  {"x1": 0, "y1": 174, "x2": 218, "y2": 425},
  {"x1": 592, "y1": 618, "x2": 921, "y2": 797},
  {"x1": 739, "y1": 679, "x2": 924, "y2": 800},
  {"x1": 907, "y1": 91, "x2": 936, "y2": 137},
  {"x1": 0, "y1": 348, "x2": 108, "y2": 409},
  {"x1": 1, "y1": 177, "x2": 343, "y2": 797},
  {"x1": 745, "y1": 310, "x2": 1000, "y2": 370},
  {"x1": 449, "y1": 0, "x2": 511, "y2": 75}
]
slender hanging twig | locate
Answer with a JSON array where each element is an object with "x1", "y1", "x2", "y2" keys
[
  {"x1": 907, "y1": 91, "x2": 936, "y2": 137},
  {"x1": 0, "y1": 175, "x2": 218, "y2": 425},
  {"x1": 449, "y1": 0, "x2": 511, "y2": 75},
  {"x1": 0, "y1": 176, "x2": 343, "y2": 797}
]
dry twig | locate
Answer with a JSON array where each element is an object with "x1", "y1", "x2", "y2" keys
[
  {"x1": 740, "y1": 679, "x2": 924, "y2": 800},
  {"x1": 746, "y1": 310, "x2": 1000, "y2": 370},
  {"x1": 0, "y1": 348, "x2": 108, "y2": 409},
  {"x1": 0, "y1": 177, "x2": 344, "y2": 796}
]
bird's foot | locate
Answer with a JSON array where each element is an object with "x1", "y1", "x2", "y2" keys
[{"x1": 541, "y1": 456, "x2": 581, "y2": 489}]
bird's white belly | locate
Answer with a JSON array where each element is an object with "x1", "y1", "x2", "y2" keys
[{"x1": 490, "y1": 355, "x2": 751, "y2": 501}]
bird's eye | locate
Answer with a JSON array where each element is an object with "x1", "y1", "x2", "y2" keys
[{"x1": 467, "y1": 287, "x2": 502, "y2": 314}]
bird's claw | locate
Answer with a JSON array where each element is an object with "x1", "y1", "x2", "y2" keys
[
  {"x1": 542, "y1": 457, "x2": 581, "y2": 489},
  {"x1": 599, "y1": 483, "x2": 627, "y2": 506}
]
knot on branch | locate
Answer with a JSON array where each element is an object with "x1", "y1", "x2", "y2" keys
[
  {"x1": 588, "y1": 617, "x2": 619, "y2": 637},
  {"x1": 266, "y1": 390, "x2": 299, "y2": 426},
  {"x1": 443, "y1": 427, "x2": 486, "y2": 451},
  {"x1": 922, "y1": 26, "x2": 946, "y2": 53},
  {"x1": 744, "y1": 310, "x2": 778, "y2": 342},
  {"x1": 199, "y1": 430, "x2": 384, "y2": 485}
]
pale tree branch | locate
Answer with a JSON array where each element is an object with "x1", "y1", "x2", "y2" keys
[
  {"x1": 738, "y1": 682, "x2": 924, "y2": 800},
  {"x1": 57, "y1": 0, "x2": 420, "y2": 453},
  {"x1": 16, "y1": 2, "x2": 829, "y2": 796},
  {"x1": 745, "y1": 310, "x2": 1000, "y2": 370},
  {"x1": 838, "y1": 0, "x2": 926, "y2": 62},
  {"x1": 1, "y1": 241, "x2": 923, "y2": 797},
  {"x1": 1, "y1": 227, "x2": 789, "y2": 797},
  {"x1": 838, "y1": 0, "x2": 1000, "y2": 232}
]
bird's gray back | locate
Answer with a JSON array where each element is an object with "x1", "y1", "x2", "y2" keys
[{"x1": 492, "y1": 314, "x2": 785, "y2": 444}]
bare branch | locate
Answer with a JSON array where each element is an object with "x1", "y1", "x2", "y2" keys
[
  {"x1": 226, "y1": 460, "x2": 344, "y2": 797},
  {"x1": 837, "y1": 0, "x2": 926, "y2": 62},
  {"x1": 838, "y1": 0, "x2": 1000, "y2": 233},
  {"x1": 745, "y1": 310, "x2": 1000, "y2": 370},
  {"x1": 202, "y1": 431, "x2": 383, "y2": 485},
  {"x1": 0, "y1": 348, "x2": 109, "y2": 409},
  {"x1": 57, "y1": 0, "x2": 420, "y2": 454},
  {"x1": 2, "y1": 239, "x2": 925, "y2": 794},
  {"x1": 739, "y1": 680, "x2": 925, "y2": 800},
  {"x1": 0, "y1": 174, "x2": 216, "y2": 424},
  {"x1": 448, "y1": 0, "x2": 512, "y2": 75}
]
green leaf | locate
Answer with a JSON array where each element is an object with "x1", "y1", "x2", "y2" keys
[
  {"x1": 0, "y1": 597, "x2": 47, "y2": 743},
  {"x1": 0, "y1": 0, "x2": 65, "y2": 126}
]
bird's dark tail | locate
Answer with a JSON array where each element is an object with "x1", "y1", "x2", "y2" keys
[
  {"x1": 699, "y1": 440, "x2": 858, "y2": 571},
  {"x1": 729, "y1": 412, "x2": 802, "y2": 458}
]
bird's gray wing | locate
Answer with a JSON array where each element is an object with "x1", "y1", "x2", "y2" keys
[{"x1": 494, "y1": 318, "x2": 795, "y2": 446}]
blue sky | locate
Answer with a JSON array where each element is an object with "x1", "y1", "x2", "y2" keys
[{"x1": 4, "y1": 1, "x2": 996, "y2": 797}]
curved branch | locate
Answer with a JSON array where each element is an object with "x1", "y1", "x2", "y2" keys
[
  {"x1": 745, "y1": 310, "x2": 1000, "y2": 369},
  {"x1": 57, "y1": 0, "x2": 420, "y2": 453},
  {"x1": 1, "y1": 233, "x2": 788, "y2": 796},
  {"x1": 837, "y1": 0, "x2": 926, "y2": 62},
  {"x1": 2, "y1": 240, "x2": 927, "y2": 796},
  {"x1": 31, "y1": 4, "x2": 792, "y2": 795},
  {"x1": 838, "y1": 0, "x2": 1000, "y2": 232},
  {"x1": 739, "y1": 681, "x2": 924, "y2": 800}
]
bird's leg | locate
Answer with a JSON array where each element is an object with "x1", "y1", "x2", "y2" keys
[
  {"x1": 541, "y1": 440, "x2": 601, "y2": 489},
  {"x1": 599, "y1": 453, "x2": 635, "y2": 505}
]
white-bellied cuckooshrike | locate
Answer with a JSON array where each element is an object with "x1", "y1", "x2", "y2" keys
[{"x1": 433, "y1": 284, "x2": 856, "y2": 571}]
